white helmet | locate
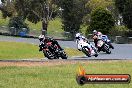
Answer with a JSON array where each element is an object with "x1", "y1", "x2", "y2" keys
[
  {"x1": 93, "y1": 30, "x2": 97, "y2": 34},
  {"x1": 75, "y1": 33, "x2": 81, "y2": 38},
  {"x1": 39, "y1": 34, "x2": 45, "y2": 41}
]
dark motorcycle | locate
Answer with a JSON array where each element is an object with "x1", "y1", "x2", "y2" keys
[
  {"x1": 102, "y1": 35, "x2": 114, "y2": 49},
  {"x1": 97, "y1": 39, "x2": 111, "y2": 54},
  {"x1": 39, "y1": 42, "x2": 67, "y2": 59}
]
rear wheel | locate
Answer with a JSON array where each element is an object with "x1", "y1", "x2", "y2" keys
[
  {"x1": 93, "y1": 48, "x2": 98, "y2": 57},
  {"x1": 60, "y1": 51, "x2": 67, "y2": 59},
  {"x1": 94, "y1": 54, "x2": 98, "y2": 57}
]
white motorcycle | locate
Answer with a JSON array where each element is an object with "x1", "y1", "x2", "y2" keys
[{"x1": 76, "y1": 39, "x2": 98, "y2": 57}]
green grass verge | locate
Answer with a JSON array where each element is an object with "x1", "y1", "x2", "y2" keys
[
  {"x1": 0, "y1": 41, "x2": 43, "y2": 59},
  {"x1": 0, "y1": 61, "x2": 132, "y2": 88},
  {"x1": 0, "y1": 41, "x2": 83, "y2": 59}
]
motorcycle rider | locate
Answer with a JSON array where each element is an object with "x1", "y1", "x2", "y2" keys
[
  {"x1": 92, "y1": 30, "x2": 103, "y2": 47},
  {"x1": 102, "y1": 35, "x2": 114, "y2": 49},
  {"x1": 92, "y1": 30, "x2": 114, "y2": 49},
  {"x1": 92, "y1": 30, "x2": 104, "y2": 52},
  {"x1": 75, "y1": 33, "x2": 89, "y2": 47},
  {"x1": 38, "y1": 34, "x2": 63, "y2": 51},
  {"x1": 75, "y1": 33, "x2": 87, "y2": 43},
  {"x1": 75, "y1": 33, "x2": 96, "y2": 55}
]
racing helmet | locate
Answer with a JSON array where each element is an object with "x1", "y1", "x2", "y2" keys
[
  {"x1": 38, "y1": 34, "x2": 45, "y2": 42},
  {"x1": 75, "y1": 33, "x2": 81, "y2": 39},
  {"x1": 93, "y1": 30, "x2": 97, "y2": 34}
]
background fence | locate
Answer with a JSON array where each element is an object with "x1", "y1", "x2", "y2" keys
[{"x1": 0, "y1": 26, "x2": 132, "y2": 44}]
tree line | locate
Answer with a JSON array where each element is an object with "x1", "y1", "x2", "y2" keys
[{"x1": 0, "y1": 0, "x2": 132, "y2": 37}]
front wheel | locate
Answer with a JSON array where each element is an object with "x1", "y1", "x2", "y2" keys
[
  {"x1": 109, "y1": 43, "x2": 114, "y2": 49},
  {"x1": 104, "y1": 45, "x2": 111, "y2": 54},
  {"x1": 82, "y1": 47, "x2": 91, "y2": 57},
  {"x1": 60, "y1": 51, "x2": 67, "y2": 59},
  {"x1": 43, "y1": 50, "x2": 55, "y2": 60}
]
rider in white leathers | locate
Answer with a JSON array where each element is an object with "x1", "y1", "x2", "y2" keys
[{"x1": 75, "y1": 33, "x2": 97, "y2": 56}]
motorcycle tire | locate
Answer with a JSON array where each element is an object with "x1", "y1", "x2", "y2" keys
[
  {"x1": 94, "y1": 54, "x2": 98, "y2": 57},
  {"x1": 109, "y1": 43, "x2": 114, "y2": 49},
  {"x1": 104, "y1": 45, "x2": 111, "y2": 54},
  {"x1": 106, "y1": 50, "x2": 111, "y2": 54},
  {"x1": 60, "y1": 51, "x2": 67, "y2": 59},
  {"x1": 106, "y1": 42, "x2": 114, "y2": 49},
  {"x1": 43, "y1": 50, "x2": 55, "y2": 60},
  {"x1": 82, "y1": 47, "x2": 91, "y2": 57}
]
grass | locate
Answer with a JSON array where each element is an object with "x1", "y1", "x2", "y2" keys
[
  {"x1": 65, "y1": 48, "x2": 84, "y2": 57},
  {"x1": 26, "y1": 18, "x2": 64, "y2": 38},
  {"x1": 0, "y1": 41, "x2": 83, "y2": 59},
  {"x1": 0, "y1": 61, "x2": 132, "y2": 88},
  {"x1": 0, "y1": 41, "x2": 43, "y2": 59}
]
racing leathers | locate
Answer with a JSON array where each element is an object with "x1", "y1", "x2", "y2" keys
[
  {"x1": 39, "y1": 37, "x2": 63, "y2": 52},
  {"x1": 76, "y1": 35, "x2": 96, "y2": 55},
  {"x1": 93, "y1": 32, "x2": 103, "y2": 47}
]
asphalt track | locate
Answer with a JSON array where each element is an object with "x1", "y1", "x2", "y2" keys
[{"x1": 0, "y1": 35, "x2": 132, "y2": 60}]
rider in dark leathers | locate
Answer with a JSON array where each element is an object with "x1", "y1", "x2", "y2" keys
[
  {"x1": 38, "y1": 35, "x2": 63, "y2": 52},
  {"x1": 92, "y1": 30, "x2": 103, "y2": 48}
]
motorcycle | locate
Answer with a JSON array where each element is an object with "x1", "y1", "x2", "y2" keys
[
  {"x1": 102, "y1": 35, "x2": 114, "y2": 49},
  {"x1": 97, "y1": 39, "x2": 111, "y2": 54},
  {"x1": 39, "y1": 42, "x2": 67, "y2": 60},
  {"x1": 76, "y1": 39, "x2": 98, "y2": 57}
]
